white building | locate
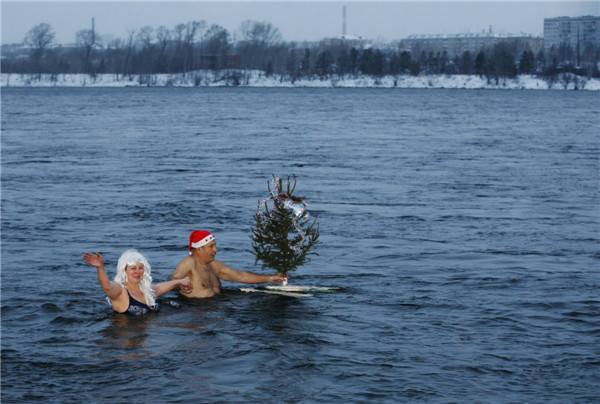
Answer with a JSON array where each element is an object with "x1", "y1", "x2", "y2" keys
[
  {"x1": 400, "y1": 32, "x2": 543, "y2": 60},
  {"x1": 544, "y1": 15, "x2": 600, "y2": 54}
]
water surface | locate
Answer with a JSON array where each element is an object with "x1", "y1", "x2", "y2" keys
[{"x1": 1, "y1": 87, "x2": 599, "y2": 403}]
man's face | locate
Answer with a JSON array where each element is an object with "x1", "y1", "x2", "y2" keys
[{"x1": 194, "y1": 241, "x2": 217, "y2": 264}]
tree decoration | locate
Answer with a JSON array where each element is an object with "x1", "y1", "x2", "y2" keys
[{"x1": 249, "y1": 175, "x2": 320, "y2": 281}]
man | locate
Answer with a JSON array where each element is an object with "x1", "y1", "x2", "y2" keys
[{"x1": 167, "y1": 230, "x2": 287, "y2": 298}]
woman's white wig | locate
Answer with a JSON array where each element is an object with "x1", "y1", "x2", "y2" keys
[{"x1": 111, "y1": 249, "x2": 156, "y2": 308}]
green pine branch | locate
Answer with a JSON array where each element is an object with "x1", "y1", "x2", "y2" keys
[{"x1": 249, "y1": 175, "x2": 320, "y2": 275}]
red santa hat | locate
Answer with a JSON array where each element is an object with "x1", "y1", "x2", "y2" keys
[{"x1": 189, "y1": 230, "x2": 215, "y2": 253}]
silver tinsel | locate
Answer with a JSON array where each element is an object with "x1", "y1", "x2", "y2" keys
[{"x1": 256, "y1": 176, "x2": 310, "y2": 253}]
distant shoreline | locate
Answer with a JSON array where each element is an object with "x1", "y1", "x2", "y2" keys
[{"x1": 2, "y1": 71, "x2": 599, "y2": 91}]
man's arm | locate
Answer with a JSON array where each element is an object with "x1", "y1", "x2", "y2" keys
[{"x1": 214, "y1": 261, "x2": 286, "y2": 284}]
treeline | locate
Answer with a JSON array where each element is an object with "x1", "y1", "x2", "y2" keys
[{"x1": 3, "y1": 21, "x2": 599, "y2": 83}]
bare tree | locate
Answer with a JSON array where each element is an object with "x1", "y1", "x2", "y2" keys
[
  {"x1": 239, "y1": 20, "x2": 281, "y2": 44},
  {"x1": 103, "y1": 38, "x2": 125, "y2": 77},
  {"x1": 122, "y1": 29, "x2": 136, "y2": 77},
  {"x1": 173, "y1": 24, "x2": 187, "y2": 72},
  {"x1": 136, "y1": 26, "x2": 154, "y2": 50},
  {"x1": 236, "y1": 20, "x2": 281, "y2": 71},
  {"x1": 136, "y1": 26, "x2": 155, "y2": 73},
  {"x1": 204, "y1": 24, "x2": 230, "y2": 71},
  {"x1": 581, "y1": 43, "x2": 600, "y2": 78},
  {"x1": 76, "y1": 28, "x2": 98, "y2": 75},
  {"x1": 184, "y1": 20, "x2": 206, "y2": 72},
  {"x1": 24, "y1": 23, "x2": 55, "y2": 74},
  {"x1": 172, "y1": 21, "x2": 206, "y2": 73},
  {"x1": 155, "y1": 25, "x2": 171, "y2": 73}
]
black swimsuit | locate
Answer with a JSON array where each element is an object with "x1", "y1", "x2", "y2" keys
[{"x1": 122, "y1": 289, "x2": 159, "y2": 316}]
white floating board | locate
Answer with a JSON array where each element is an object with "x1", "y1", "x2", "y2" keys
[
  {"x1": 240, "y1": 285, "x2": 340, "y2": 297},
  {"x1": 265, "y1": 285, "x2": 340, "y2": 293},
  {"x1": 239, "y1": 288, "x2": 312, "y2": 297}
]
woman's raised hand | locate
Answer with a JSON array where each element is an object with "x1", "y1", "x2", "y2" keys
[{"x1": 83, "y1": 252, "x2": 104, "y2": 269}]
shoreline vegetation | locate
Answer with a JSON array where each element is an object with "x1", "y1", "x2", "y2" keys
[{"x1": 2, "y1": 71, "x2": 599, "y2": 90}]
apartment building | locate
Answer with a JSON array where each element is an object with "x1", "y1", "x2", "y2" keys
[
  {"x1": 400, "y1": 32, "x2": 543, "y2": 60},
  {"x1": 544, "y1": 15, "x2": 600, "y2": 54}
]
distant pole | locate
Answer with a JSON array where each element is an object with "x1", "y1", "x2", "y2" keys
[
  {"x1": 343, "y1": 6, "x2": 347, "y2": 37},
  {"x1": 92, "y1": 17, "x2": 95, "y2": 45},
  {"x1": 576, "y1": 24, "x2": 580, "y2": 67}
]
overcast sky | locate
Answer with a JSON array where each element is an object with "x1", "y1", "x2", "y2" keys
[{"x1": 1, "y1": 1, "x2": 598, "y2": 45}]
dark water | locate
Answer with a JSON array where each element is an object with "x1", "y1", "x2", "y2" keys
[{"x1": 1, "y1": 87, "x2": 599, "y2": 403}]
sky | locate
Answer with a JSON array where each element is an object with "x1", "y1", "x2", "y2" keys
[{"x1": 1, "y1": 1, "x2": 598, "y2": 45}]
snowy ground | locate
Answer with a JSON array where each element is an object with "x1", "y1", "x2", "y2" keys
[{"x1": 2, "y1": 70, "x2": 598, "y2": 90}]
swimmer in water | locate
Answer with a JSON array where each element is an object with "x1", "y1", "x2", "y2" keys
[
  {"x1": 83, "y1": 249, "x2": 193, "y2": 315},
  {"x1": 167, "y1": 230, "x2": 286, "y2": 298}
]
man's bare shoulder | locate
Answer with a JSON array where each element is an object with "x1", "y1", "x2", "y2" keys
[
  {"x1": 170, "y1": 255, "x2": 195, "y2": 279},
  {"x1": 178, "y1": 255, "x2": 195, "y2": 266},
  {"x1": 208, "y1": 259, "x2": 228, "y2": 273}
]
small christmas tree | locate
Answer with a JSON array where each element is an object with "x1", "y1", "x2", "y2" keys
[{"x1": 249, "y1": 175, "x2": 320, "y2": 279}]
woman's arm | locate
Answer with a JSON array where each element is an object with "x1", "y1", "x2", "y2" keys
[
  {"x1": 152, "y1": 277, "x2": 193, "y2": 297},
  {"x1": 83, "y1": 252, "x2": 123, "y2": 300}
]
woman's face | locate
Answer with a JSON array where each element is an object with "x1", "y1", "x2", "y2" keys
[{"x1": 125, "y1": 262, "x2": 145, "y2": 284}]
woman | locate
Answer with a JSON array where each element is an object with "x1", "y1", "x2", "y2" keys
[{"x1": 83, "y1": 249, "x2": 192, "y2": 315}]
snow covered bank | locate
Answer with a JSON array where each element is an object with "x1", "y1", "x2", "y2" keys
[{"x1": 2, "y1": 71, "x2": 598, "y2": 90}]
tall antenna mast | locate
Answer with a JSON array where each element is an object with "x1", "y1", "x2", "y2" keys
[{"x1": 343, "y1": 6, "x2": 347, "y2": 37}]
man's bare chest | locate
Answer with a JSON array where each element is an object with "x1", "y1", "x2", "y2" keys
[{"x1": 191, "y1": 264, "x2": 220, "y2": 290}]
